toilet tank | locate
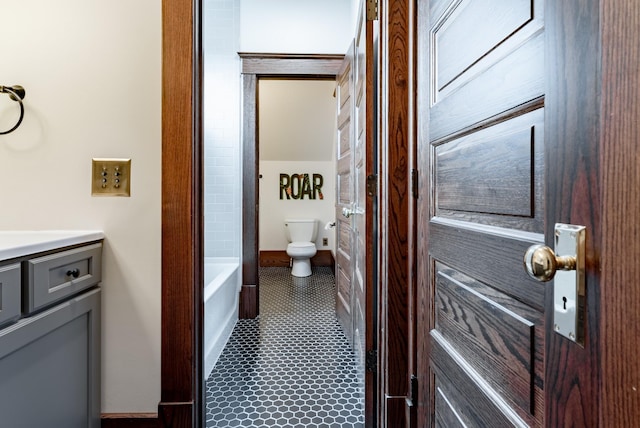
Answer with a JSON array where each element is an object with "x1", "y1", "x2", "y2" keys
[{"x1": 284, "y1": 219, "x2": 318, "y2": 242}]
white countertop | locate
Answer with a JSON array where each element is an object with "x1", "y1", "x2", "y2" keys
[{"x1": 0, "y1": 230, "x2": 104, "y2": 261}]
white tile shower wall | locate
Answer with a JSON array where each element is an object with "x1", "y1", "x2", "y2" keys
[{"x1": 204, "y1": 0, "x2": 241, "y2": 258}]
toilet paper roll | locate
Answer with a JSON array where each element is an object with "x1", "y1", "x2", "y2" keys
[{"x1": 324, "y1": 221, "x2": 336, "y2": 230}]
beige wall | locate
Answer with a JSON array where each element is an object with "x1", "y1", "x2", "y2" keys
[{"x1": 0, "y1": 0, "x2": 161, "y2": 413}]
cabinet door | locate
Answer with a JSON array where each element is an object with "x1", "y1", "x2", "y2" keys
[
  {"x1": 0, "y1": 263, "x2": 20, "y2": 327},
  {"x1": 0, "y1": 288, "x2": 101, "y2": 428}
]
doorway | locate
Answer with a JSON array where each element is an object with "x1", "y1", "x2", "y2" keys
[
  {"x1": 256, "y1": 78, "x2": 337, "y2": 275},
  {"x1": 237, "y1": 54, "x2": 344, "y2": 317}
]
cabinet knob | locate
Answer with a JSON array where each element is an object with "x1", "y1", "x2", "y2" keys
[{"x1": 66, "y1": 269, "x2": 80, "y2": 279}]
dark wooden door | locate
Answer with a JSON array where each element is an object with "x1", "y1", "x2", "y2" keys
[
  {"x1": 418, "y1": 0, "x2": 548, "y2": 426},
  {"x1": 414, "y1": 0, "x2": 640, "y2": 426}
]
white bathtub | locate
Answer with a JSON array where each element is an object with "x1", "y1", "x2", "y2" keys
[{"x1": 204, "y1": 257, "x2": 241, "y2": 379}]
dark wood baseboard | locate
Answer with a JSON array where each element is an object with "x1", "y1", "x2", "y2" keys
[
  {"x1": 259, "y1": 250, "x2": 290, "y2": 267},
  {"x1": 239, "y1": 284, "x2": 258, "y2": 319},
  {"x1": 101, "y1": 413, "x2": 159, "y2": 428},
  {"x1": 260, "y1": 250, "x2": 335, "y2": 269}
]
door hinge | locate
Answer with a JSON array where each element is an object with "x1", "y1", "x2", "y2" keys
[
  {"x1": 406, "y1": 375, "x2": 418, "y2": 407},
  {"x1": 366, "y1": 349, "x2": 377, "y2": 372},
  {"x1": 411, "y1": 374, "x2": 419, "y2": 405},
  {"x1": 411, "y1": 169, "x2": 419, "y2": 199},
  {"x1": 366, "y1": 0, "x2": 378, "y2": 21},
  {"x1": 367, "y1": 174, "x2": 377, "y2": 197}
]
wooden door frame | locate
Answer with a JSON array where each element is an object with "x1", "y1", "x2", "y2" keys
[
  {"x1": 237, "y1": 53, "x2": 344, "y2": 319},
  {"x1": 160, "y1": 0, "x2": 203, "y2": 426},
  {"x1": 377, "y1": 0, "x2": 416, "y2": 426},
  {"x1": 158, "y1": 0, "x2": 414, "y2": 426}
]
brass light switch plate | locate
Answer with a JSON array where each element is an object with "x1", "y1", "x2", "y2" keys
[{"x1": 91, "y1": 158, "x2": 131, "y2": 196}]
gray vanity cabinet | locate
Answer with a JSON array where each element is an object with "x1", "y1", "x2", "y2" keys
[{"x1": 0, "y1": 241, "x2": 102, "y2": 428}]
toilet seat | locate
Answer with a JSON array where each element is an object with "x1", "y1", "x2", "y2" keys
[
  {"x1": 286, "y1": 242, "x2": 316, "y2": 258},
  {"x1": 287, "y1": 242, "x2": 315, "y2": 250}
]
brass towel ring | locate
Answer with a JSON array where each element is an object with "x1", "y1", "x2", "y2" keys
[{"x1": 0, "y1": 85, "x2": 26, "y2": 135}]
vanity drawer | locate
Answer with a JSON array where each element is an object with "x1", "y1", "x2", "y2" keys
[
  {"x1": 0, "y1": 264, "x2": 21, "y2": 327},
  {"x1": 26, "y1": 243, "x2": 102, "y2": 313}
]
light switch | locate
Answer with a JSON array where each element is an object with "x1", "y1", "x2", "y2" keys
[{"x1": 91, "y1": 158, "x2": 131, "y2": 196}]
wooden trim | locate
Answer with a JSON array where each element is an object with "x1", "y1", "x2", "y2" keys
[
  {"x1": 379, "y1": 2, "x2": 414, "y2": 426},
  {"x1": 259, "y1": 250, "x2": 290, "y2": 267},
  {"x1": 259, "y1": 250, "x2": 335, "y2": 268},
  {"x1": 239, "y1": 285, "x2": 258, "y2": 319},
  {"x1": 239, "y1": 53, "x2": 344, "y2": 76},
  {"x1": 365, "y1": 7, "x2": 380, "y2": 427},
  {"x1": 101, "y1": 414, "x2": 159, "y2": 428},
  {"x1": 160, "y1": 0, "x2": 203, "y2": 425},
  {"x1": 240, "y1": 73, "x2": 259, "y2": 320},
  {"x1": 240, "y1": 54, "x2": 346, "y2": 321}
]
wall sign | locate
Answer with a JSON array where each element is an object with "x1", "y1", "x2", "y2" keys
[{"x1": 280, "y1": 173, "x2": 324, "y2": 200}]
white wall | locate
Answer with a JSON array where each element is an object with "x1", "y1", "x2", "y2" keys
[
  {"x1": 258, "y1": 79, "x2": 337, "y2": 253},
  {"x1": 241, "y1": 0, "x2": 356, "y2": 54},
  {"x1": 259, "y1": 161, "x2": 336, "y2": 251},
  {"x1": 204, "y1": 0, "x2": 242, "y2": 258},
  {"x1": 260, "y1": 80, "x2": 336, "y2": 162},
  {"x1": 0, "y1": 0, "x2": 161, "y2": 413}
]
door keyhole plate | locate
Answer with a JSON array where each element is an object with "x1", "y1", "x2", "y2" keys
[{"x1": 553, "y1": 224, "x2": 586, "y2": 346}]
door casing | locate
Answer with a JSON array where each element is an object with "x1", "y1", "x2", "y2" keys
[{"x1": 237, "y1": 53, "x2": 344, "y2": 319}]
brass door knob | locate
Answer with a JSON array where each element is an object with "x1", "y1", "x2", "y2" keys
[
  {"x1": 523, "y1": 244, "x2": 577, "y2": 282},
  {"x1": 342, "y1": 207, "x2": 363, "y2": 218}
]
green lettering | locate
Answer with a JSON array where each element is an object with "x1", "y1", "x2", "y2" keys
[
  {"x1": 313, "y1": 174, "x2": 323, "y2": 200},
  {"x1": 280, "y1": 174, "x2": 291, "y2": 199}
]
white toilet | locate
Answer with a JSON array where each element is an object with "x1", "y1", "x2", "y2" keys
[{"x1": 284, "y1": 219, "x2": 318, "y2": 277}]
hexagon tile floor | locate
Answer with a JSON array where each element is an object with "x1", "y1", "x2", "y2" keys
[{"x1": 205, "y1": 266, "x2": 365, "y2": 427}]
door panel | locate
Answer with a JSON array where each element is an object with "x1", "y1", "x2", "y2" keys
[
  {"x1": 421, "y1": 0, "x2": 546, "y2": 426},
  {"x1": 434, "y1": 263, "x2": 544, "y2": 414},
  {"x1": 435, "y1": 120, "x2": 540, "y2": 217},
  {"x1": 430, "y1": 0, "x2": 543, "y2": 141},
  {"x1": 434, "y1": 0, "x2": 534, "y2": 90},
  {"x1": 433, "y1": 109, "x2": 544, "y2": 232},
  {"x1": 430, "y1": 342, "x2": 524, "y2": 427},
  {"x1": 434, "y1": 385, "x2": 467, "y2": 428}
]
